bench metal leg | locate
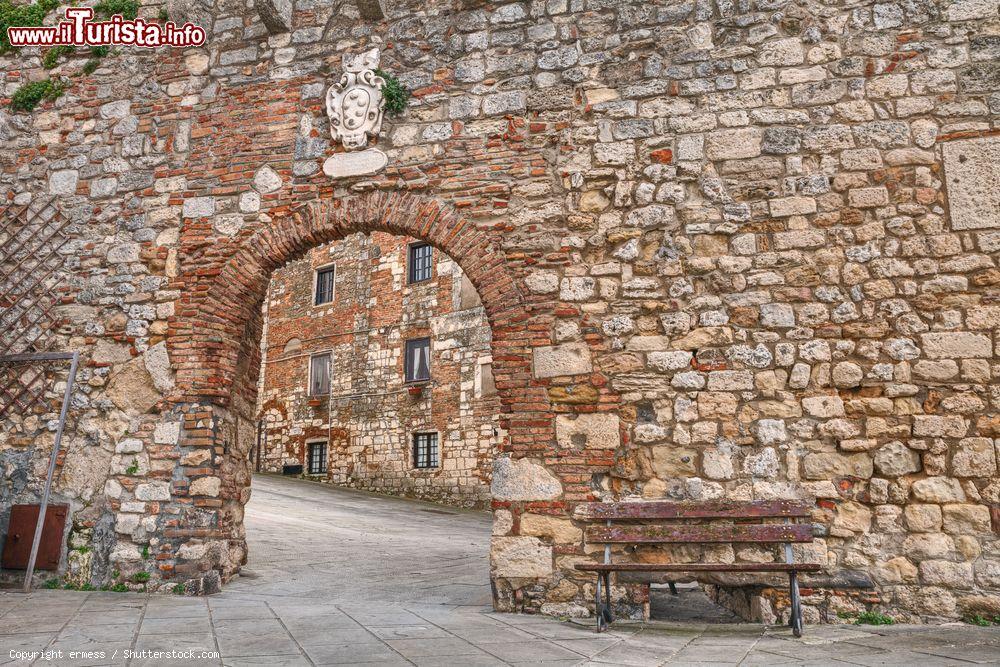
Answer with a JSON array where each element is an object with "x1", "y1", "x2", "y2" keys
[
  {"x1": 789, "y1": 571, "x2": 803, "y2": 638},
  {"x1": 594, "y1": 573, "x2": 614, "y2": 632},
  {"x1": 668, "y1": 581, "x2": 678, "y2": 595},
  {"x1": 595, "y1": 574, "x2": 606, "y2": 632},
  {"x1": 603, "y1": 571, "x2": 613, "y2": 623}
]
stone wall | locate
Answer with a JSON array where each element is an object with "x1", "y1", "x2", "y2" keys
[
  {"x1": 0, "y1": 0, "x2": 998, "y2": 622},
  {"x1": 257, "y1": 231, "x2": 500, "y2": 507}
]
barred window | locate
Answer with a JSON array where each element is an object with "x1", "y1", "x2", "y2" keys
[
  {"x1": 413, "y1": 432, "x2": 439, "y2": 469},
  {"x1": 408, "y1": 243, "x2": 433, "y2": 284},
  {"x1": 309, "y1": 353, "x2": 331, "y2": 396},
  {"x1": 307, "y1": 441, "x2": 327, "y2": 474},
  {"x1": 404, "y1": 338, "x2": 431, "y2": 383},
  {"x1": 315, "y1": 265, "x2": 335, "y2": 305}
]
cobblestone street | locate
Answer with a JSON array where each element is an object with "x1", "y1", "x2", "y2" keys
[{"x1": 3, "y1": 475, "x2": 1000, "y2": 666}]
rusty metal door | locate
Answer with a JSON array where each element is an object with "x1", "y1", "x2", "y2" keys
[{"x1": 2, "y1": 504, "x2": 69, "y2": 570}]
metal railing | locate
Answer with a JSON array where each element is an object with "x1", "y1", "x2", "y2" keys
[{"x1": 1, "y1": 200, "x2": 79, "y2": 591}]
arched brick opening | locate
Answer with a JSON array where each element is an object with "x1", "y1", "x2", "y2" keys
[
  {"x1": 173, "y1": 192, "x2": 534, "y2": 404},
  {"x1": 163, "y1": 191, "x2": 562, "y2": 598}
]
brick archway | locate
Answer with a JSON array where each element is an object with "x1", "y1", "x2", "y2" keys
[
  {"x1": 162, "y1": 191, "x2": 563, "y2": 596},
  {"x1": 173, "y1": 191, "x2": 532, "y2": 407}
]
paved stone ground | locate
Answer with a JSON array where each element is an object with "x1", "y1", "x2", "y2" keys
[{"x1": 3, "y1": 474, "x2": 1000, "y2": 666}]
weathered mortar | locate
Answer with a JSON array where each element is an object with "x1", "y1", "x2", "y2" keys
[
  {"x1": 257, "y1": 231, "x2": 500, "y2": 507},
  {"x1": 0, "y1": 0, "x2": 997, "y2": 622}
]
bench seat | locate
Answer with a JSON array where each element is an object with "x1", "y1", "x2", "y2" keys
[
  {"x1": 575, "y1": 499, "x2": 818, "y2": 636},
  {"x1": 576, "y1": 562, "x2": 821, "y2": 573}
]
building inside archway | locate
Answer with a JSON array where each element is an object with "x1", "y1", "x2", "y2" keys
[{"x1": 253, "y1": 232, "x2": 502, "y2": 508}]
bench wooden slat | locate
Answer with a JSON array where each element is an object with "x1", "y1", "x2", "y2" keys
[
  {"x1": 574, "y1": 500, "x2": 811, "y2": 521},
  {"x1": 585, "y1": 523, "x2": 814, "y2": 544},
  {"x1": 575, "y1": 562, "x2": 821, "y2": 572}
]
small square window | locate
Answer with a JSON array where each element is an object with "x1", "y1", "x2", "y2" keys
[
  {"x1": 404, "y1": 338, "x2": 431, "y2": 383},
  {"x1": 315, "y1": 266, "x2": 335, "y2": 305},
  {"x1": 413, "y1": 433, "x2": 438, "y2": 469},
  {"x1": 309, "y1": 353, "x2": 331, "y2": 396},
  {"x1": 307, "y1": 441, "x2": 327, "y2": 474},
  {"x1": 408, "y1": 243, "x2": 433, "y2": 284}
]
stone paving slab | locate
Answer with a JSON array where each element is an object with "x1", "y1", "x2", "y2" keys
[
  {"x1": 7, "y1": 588, "x2": 1000, "y2": 665},
  {"x1": 3, "y1": 476, "x2": 1000, "y2": 665}
]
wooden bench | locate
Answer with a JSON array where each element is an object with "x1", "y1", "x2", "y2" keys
[{"x1": 573, "y1": 500, "x2": 820, "y2": 636}]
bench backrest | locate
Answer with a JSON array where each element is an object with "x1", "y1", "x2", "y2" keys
[{"x1": 575, "y1": 500, "x2": 813, "y2": 545}]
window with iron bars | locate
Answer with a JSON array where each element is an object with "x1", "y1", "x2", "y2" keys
[
  {"x1": 315, "y1": 265, "x2": 335, "y2": 305},
  {"x1": 412, "y1": 432, "x2": 439, "y2": 469},
  {"x1": 408, "y1": 243, "x2": 433, "y2": 284},
  {"x1": 307, "y1": 441, "x2": 327, "y2": 474}
]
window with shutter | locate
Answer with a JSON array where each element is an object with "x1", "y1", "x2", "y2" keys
[
  {"x1": 404, "y1": 338, "x2": 431, "y2": 382},
  {"x1": 309, "y1": 353, "x2": 331, "y2": 395}
]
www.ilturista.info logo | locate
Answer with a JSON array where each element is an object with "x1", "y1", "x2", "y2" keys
[{"x1": 7, "y1": 7, "x2": 206, "y2": 48}]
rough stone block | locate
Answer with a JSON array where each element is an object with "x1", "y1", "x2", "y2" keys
[
  {"x1": 802, "y1": 452, "x2": 873, "y2": 479},
  {"x1": 491, "y1": 457, "x2": 562, "y2": 501},
  {"x1": 524, "y1": 270, "x2": 558, "y2": 294},
  {"x1": 532, "y1": 342, "x2": 592, "y2": 378},
  {"x1": 707, "y1": 370, "x2": 754, "y2": 391},
  {"x1": 705, "y1": 127, "x2": 763, "y2": 160},
  {"x1": 253, "y1": 165, "x2": 283, "y2": 193},
  {"x1": 802, "y1": 395, "x2": 845, "y2": 418},
  {"x1": 48, "y1": 170, "x2": 78, "y2": 195},
  {"x1": 135, "y1": 482, "x2": 171, "y2": 501},
  {"x1": 905, "y1": 504, "x2": 943, "y2": 533},
  {"x1": 920, "y1": 560, "x2": 974, "y2": 589},
  {"x1": 942, "y1": 136, "x2": 1000, "y2": 229},
  {"x1": 946, "y1": 0, "x2": 1000, "y2": 21},
  {"x1": 769, "y1": 197, "x2": 816, "y2": 218},
  {"x1": 652, "y1": 445, "x2": 698, "y2": 478},
  {"x1": 491, "y1": 537, "x2": 553, "y2": 578},
  {"x1": 519, "y1": 514, "x2": 582, "y2": 543},
  {"x1": 182, "y1": 197, "x2": 215, "y2": 218},
  {"x1": 952, "y1": 437, "x2": 997, "y2": 477},
  {"x1": 920, "y1": 332, "x2": 992, "y2": 358},
  {"x1": 943, "y1": 504, "x2": 992, "y2": 534},
  {"x1": 874, "y1": 441, "x2": 921, "y2": 477},
  {"x1": 555, "y1": 413, "x2": 620, "y2": 450},
  {"x1": 190, "y1": 476, "x2": 222, "y2": 497},
  {"x1": 757, "y1": 37, "x2": 805, "y2": 66},
  {"x1": 848, "y1": 187, "x2": 890, "y2": 208},
  {"x1": 255, "y1": 0, "x2": 293, "y2": 32},
  {"x1": 647, "y1": 350, "x2": 693, "y2": 372},
  {"x1": 912, "y1": 477, "x2": 966, "y2": 503},
  {"x1": 559, "y1": 277, "x2": 596, "y2": 301},
  {"x1": 913, "y1": 415, "x2": 969, "y2": 437}
]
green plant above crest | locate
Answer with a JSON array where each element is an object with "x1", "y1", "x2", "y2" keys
[{"x1": 375, "y1": 68, "x2": 410, "y2": 117}]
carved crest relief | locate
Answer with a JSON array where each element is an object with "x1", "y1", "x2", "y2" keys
[{"x1": 326, "y1": 48, "x2": 386, "y2": 151}]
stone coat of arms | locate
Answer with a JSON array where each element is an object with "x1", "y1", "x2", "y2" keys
[{"x1": 326, "y1": 48, "x2": 386, "y2": 151}]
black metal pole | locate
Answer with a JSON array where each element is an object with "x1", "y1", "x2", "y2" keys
[{"x1": 23, "y1": 351, "x2": 78, "y2": 593}]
